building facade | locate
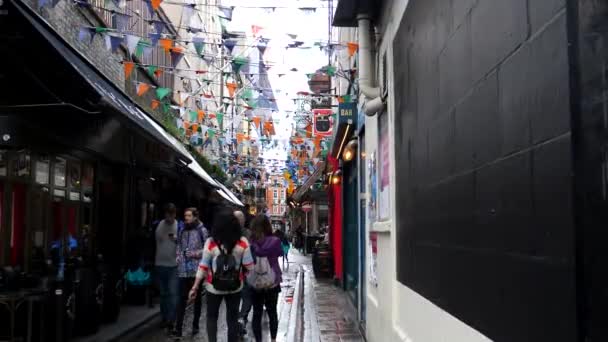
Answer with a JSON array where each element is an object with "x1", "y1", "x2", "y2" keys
[{"x1": 331, "y1": 0, "x2": 608, "y2": 341}]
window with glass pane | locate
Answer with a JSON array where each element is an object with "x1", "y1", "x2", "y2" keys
[
  {"x1": 0, "y1": 150, "x2": 7, "y2": 176},
  {"x1": 54, "y1": 158, "x2": 66, "y2": 187},
  {"x1": 69, "y1": 161, "x2": 81, "y2": 189},
  {"x1": 12, "y1": 152, "x2": 30, "y2": 178},
  {"x1": 35, "y1": 156, "x2": 50, "y2": 184}
]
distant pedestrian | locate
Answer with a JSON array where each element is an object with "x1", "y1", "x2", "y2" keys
[
  {"x1": 274, "y1": 229, "x2": 290, "y2": 268},
  {"x1": 189, "y1": 208, "x2": 254, "y2": 342},
  {"x1": 155, "y1": 204, "x2": 178, "y2": 330},
  {"x1": 173, "y1": 208, "x2": 208, "y2": 338},
  {"x1": 249, "y1": 215, "x2": 283, "y2": 342}
]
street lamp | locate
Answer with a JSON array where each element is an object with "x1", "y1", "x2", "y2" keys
[{"x1": 342, "y1": 139, "x2": 358, "y2": 162}]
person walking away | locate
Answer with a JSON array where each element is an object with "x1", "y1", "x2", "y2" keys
[
  {"x1": 234, "y1": 210, "x2": 253, "y2": 336},
  {"x1": 274, "y1": 229, "x2": 290, "y2": 269},
  {"x1": 155, "y1": 204, "x2": 179, "y2": 330},
  {"x1": 249, "y1": 215, "x2": 283, "y2": 342},
  {"x1": 173, "y1": 208, "x2": 208, "y2": 338},
  {"x1": 189, "y1": 209, "x2": 254, "y2": 342}
]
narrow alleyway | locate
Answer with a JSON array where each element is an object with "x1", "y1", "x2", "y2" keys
[{"x1": 128, "y1": 251, "x2": 364, "y2": 342}]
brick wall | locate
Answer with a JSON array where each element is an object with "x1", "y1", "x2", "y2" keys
[
  {"x1": 24, "y1": 0, "x2": 126, "y2": 87},
  {"x1": 393, "y1": 0, "x2": 575, "y2": 341}
]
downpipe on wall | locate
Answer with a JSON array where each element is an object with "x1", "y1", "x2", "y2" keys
[{"x1": 357, "y1": 14, "x2": 385, "y2": 116}]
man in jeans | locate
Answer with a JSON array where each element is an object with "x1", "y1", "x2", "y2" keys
[
  {"x1": 174, "y1": 208, "x2": 208, "y2": 338},
  {"x1": 155, "y1": 203, "x2": 178, "y2": 330}
]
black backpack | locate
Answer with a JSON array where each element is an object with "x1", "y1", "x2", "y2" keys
[{"x1": 211, "y1": 246, "x2": 241, "y2": 292}]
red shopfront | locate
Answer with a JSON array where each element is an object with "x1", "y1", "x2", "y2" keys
[{"x1": 327, "y1": 156, "x2": 343, "y2": 282}]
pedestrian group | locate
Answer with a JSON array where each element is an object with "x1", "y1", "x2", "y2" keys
[{"x1": 154, "y1": 203, "x2": 288, "y2": 342}]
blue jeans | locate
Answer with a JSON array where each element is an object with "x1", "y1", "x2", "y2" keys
[{"x1": 156, "y1": 266, "x2": 178, "y2": 322}]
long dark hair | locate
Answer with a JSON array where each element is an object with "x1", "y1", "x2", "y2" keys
[
  {"x1": 251, "y1": 214, "x2": 273, "y2": 242},
  {"x1": 210, "y1": 208, "x2": 242, "y2": 252}
]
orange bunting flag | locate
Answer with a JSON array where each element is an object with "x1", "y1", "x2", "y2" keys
[
  {"x1": 191, "y1": 123, "x2": 199, "y2": 133},
  {"x1": 124, "y1": 61, "x2": 135, "y2": 79},
  {"x1": 151, "y1": 0, "x2": 162, "y2": 11},
  {"x1": 197, "y1": 110, "x2": 206, "y2": 122},
  {"x1": 347, "y1": 42, "x2": 359, "y2": 57},
  {"x1": 136, "y1": 83, "x2": 150, "y2": 96},
  {"x1": 252, "y1": 116, "x2": 262, "y2": 127},
  {"x1": 183, "y1": 121, "x2": 190, "y2": 130},
  {"x1": 151, "y1": 100, "x2": 160, "y2": 109},
  {"x1": 226, "y1": 82, "x2": 237, "y2": 97},
  {"x1": 154, "y1": 69, "x2": 163, "y2": 78},
  {"x1": 305, "y1": 123, "x2": 313, "y2": 138},
  {"x1": 236, "y1": 133, "x2": 244, "y2": 144},
  {"x1": 159, "y1": 38, "x2": 173, "y2": 53},
  {"x1": 314, "y1": 136, "x2": 322, "y2": 150}
]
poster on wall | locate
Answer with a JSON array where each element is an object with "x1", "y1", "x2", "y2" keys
[
  {"x1": 368, "y1": 151, "x2": 377, "y2": 222},
  {"x1": 369, "y1": 232, "x2": 378, "y2": 287},
  {"x1": 312, "y1": 108, "x2": 333, "y2": 137},
  {"x1": 378, "y1": 111, "x2": 390, "y2": 220}
]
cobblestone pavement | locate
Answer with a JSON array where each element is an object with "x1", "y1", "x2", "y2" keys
[{"x1": 132, "y1": 253, "x2": 302, "y2": 342}]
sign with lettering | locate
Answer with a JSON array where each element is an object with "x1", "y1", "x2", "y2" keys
[{"x1": 338, "y1": 102, "x2": 357, "y2": 127}]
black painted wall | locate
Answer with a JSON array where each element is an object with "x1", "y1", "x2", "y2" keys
[
  {"x1": 572, "y1": 0, "x2": 608, "y2": 341},
  {"x1": 394, "y1": 0, "x2": 576, "y2": 340}
]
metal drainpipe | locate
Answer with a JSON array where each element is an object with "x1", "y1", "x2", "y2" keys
[{"x1": 357, "y1": 14, "x2": 385, "y2": 116}]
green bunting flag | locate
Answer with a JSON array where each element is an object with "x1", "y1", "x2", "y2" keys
[
  {"x1": 95, "y1": 27, "x2": 109, "y2": 34},
  {"x1": 208, "y1": 129, "x2": 216, "y2": 139},
  {"x1": 189, "y1": 110, "x2": 198, "y2": 122},
  {"x1": 147, "y1": 65, "x2": 158, "y2": 77},
  {"x1": 156, "y1": 87, "x2": 171, "y2": 100},
  {"x1": 325, "y1": 65, "x2": 337, "y2": 76},
  {"x1": 161, "y1": 102, "x2": 171, "y2": 114},
  {"x1": 216, "y1": 112, "x2": 224, "y2": 126}
]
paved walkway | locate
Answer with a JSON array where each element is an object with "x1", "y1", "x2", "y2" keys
[
  {"x1": 131, "y1": 255, "x2": 301, "y2": 342},
  {"x1": 301, "y1": 263, "x2": 365, "y2": 342},
  {"x1": 129, "y1": 250, "x2": 365, "y2": 342}
]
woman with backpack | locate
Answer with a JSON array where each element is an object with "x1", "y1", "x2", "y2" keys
[
  {"x1": 249, "y1": 215, "x2": 284, "y2": 342},
  {"x1": 189, "y1": 209, "x2": 254, "y2": 342}
]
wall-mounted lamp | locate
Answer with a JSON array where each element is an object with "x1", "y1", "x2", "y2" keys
[
  {"x1": 330, "y1": 169, "x2": 342, "y2": 185},
  {"x1": 342, "y1": 139, "x2": 358, "y2": 162}
]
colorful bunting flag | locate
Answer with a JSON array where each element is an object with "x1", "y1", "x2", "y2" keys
[
  {"x1": 115, "y1": 13, "x2": 130, "y2": 32},
  {"x1": 136, "y1": 83, "x2": 150, "y2": 96},
  {"x1": 170, "y1": 47, "x2": 184, "y2": 67},
  {"x1": 223, "y1": 40, "x2": 236, "y2": 54},
  {"x1": 149, "y1": 33, "x2": 161, "y2": 46},
  {"x1": 218, "y1": 6, "x2": 234, "y2": 20},
  {"x1": 197, "y1": 110, "x2": 206, "y2": 121},
  {"x1": 152, "y1": 20, "x2": 165, "y2": 34},
  {"x1": 150, "y1": 0, "x2": 162, "y2": 11},
  {"x1": 159, "y1": 38, "x2": 172, "y2": 53},
  {"x1": 216, "y1": 112, "x2": 224, "y2": 126},
  {"x1": 347, "y1": 42, "x2": 359, "y2": 57},
  {"x1": 125, "y1": 35, "x2": 141, "y2": 55},
  {"x1": 105, "y1": 34, "x2": 123, "y2": 52},
  {"x1": 192, "y1": 37, "x2": 205, "y2": 55},
  {"x1": 151, "y1": 99, "x2": 160, "y2": 109},
  {"x1": 156, "y1": 87, "x2": 171, "y2": 100},
  {"x1": 226, "y1": 82, "x2": 237, "y2": 97},
  {"x1": 123, "y1": 61, "x2": 135, "y2": 79}
]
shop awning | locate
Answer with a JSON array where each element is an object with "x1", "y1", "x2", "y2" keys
[
  {"x1": 216, "y1": 189, "x2": 234, "y2": 203},
  {"x1": 216, "y1": 182, "x2": 245, "y2": 207},
  {"x1": 141, "y1": 114, "x2": 218, "y2": 187},
  {"x1": 9, "y1": 0, "x2": 192, "y2": 163},
  {"x1": 293, "y1": 161, "x2": 326, "y2": 202}
]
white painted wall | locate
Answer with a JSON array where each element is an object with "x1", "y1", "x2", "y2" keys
[{"x1": 358, "y1": 0, "x2": 494, "y2": 341}]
